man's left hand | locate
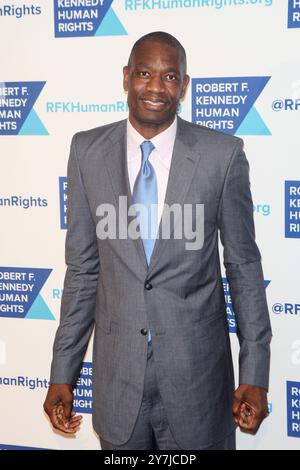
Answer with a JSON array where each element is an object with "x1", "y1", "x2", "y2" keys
[{"x1": 233, "y1": 384, "x2": 269, "y2": 434}]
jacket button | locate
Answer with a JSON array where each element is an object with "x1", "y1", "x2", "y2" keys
[
  {"x1": 144, "y1": 282, "x2": 152, "y2": 290},
  {"x1": 140, "y1": 328, "x2": 148, "y2": 336}
]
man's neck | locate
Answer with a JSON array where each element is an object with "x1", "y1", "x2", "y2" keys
[{"x1": 128, "y1": 116, "x2": 176, "y2": 140}]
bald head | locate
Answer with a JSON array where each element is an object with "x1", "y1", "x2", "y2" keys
[{"x1": 128, "y1": 31, "x2": 187, "y2": 75}]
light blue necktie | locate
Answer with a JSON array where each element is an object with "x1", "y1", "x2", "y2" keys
[{"x1": 132, "y1": 141, "x2": 157, "y2": 265}]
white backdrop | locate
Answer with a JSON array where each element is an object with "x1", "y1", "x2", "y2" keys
[{"x1": 0, "y1": 0, "x2": 300, "y2": 450}]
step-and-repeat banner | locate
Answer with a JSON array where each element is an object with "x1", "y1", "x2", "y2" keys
[{"x1": 0, "y1": 0, "x2": 299, "y2": 450}]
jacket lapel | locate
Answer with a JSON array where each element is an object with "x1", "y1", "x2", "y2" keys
[
  {"x1": 103, "y1": 120, "x2": 148, "y2": 271},
  {"x1": 147, "y1": 117, "x2": 201, "y2": 275}
]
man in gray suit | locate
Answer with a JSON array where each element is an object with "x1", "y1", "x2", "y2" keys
[{"x1": 44, "y1": 31, "x2": 272, "y2": 450}]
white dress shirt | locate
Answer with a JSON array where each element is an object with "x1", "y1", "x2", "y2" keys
[{"x1": 126, "y1": 117, "x2": 177, "y2": 227}]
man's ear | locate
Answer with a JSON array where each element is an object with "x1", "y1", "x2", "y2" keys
[
  {"x1": 180, "y1": 74, "x2": 190, "y2": 100},
  {"x1": 123, "y1": 66, "x2": 129, "y2": 92}
]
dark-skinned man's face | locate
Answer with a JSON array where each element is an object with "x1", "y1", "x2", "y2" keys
[{"x1": 123, "y1": 40, "x2": 190, "y2": 138}]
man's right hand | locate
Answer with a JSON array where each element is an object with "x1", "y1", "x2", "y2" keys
[{"x1": 43, "y1": 384, "x2": 82, "y2": 434}]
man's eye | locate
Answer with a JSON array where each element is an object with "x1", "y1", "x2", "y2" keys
[
  {"x1": 137, "y1": 71, "x2": 150, "y2": 77},
  {"x1": 165, "y1": 74, "x2": 177, "y2": 81}
]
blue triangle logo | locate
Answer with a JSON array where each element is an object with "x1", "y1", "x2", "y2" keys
[
  {"x1": 26, "y1": 294, "x2": 55, "y2": 320},
  {"x1": 19, "y1": 108, "x2": 48, "y2": 135},
  {"x1": 95, "y1": 7, "x2": 127, "y2": 36},
  {"x1": 236, "y1": 106, "x2": 271, "y2": 136}
]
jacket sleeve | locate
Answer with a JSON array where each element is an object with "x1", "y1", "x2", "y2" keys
[
  {"x1": 218, "y1": 139, "x2": 272, "y2": 390},
  {"x1": 50, "y1": 133, "x2": 99, "y2": 385}
]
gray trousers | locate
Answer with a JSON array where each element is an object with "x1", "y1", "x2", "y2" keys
[{"x1": 100, "y1": 341, "x2": 236, "y2": 450}]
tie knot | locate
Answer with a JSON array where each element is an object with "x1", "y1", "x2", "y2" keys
[{"x1": 140, "y1": 141, "x2": 155, "y2": 162}]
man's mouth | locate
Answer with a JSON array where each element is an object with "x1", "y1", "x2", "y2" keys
[{"x1": 140, "y1": 97, "x2": 167, "y2": 109}]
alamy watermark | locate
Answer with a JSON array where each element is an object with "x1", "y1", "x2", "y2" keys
[{"x1": 95, "y1": 197, "x2": 204, "y2": 251}]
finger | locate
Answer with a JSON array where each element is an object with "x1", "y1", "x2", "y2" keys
[
  {"x1": 70, "y1": 416, "x2": 82, "y2": 423},
  {"x1": 238, "y1": 404, "x2": 253, "y2": 425},
  {"x1": 238, "y1": 411, "x2": 261, "y2": 434},
  {"x1": 53, "y1": 407, "x2": 67, "y2": 425},
  {"x1": 238, "y1": 417, "x2": 255, "y2": 432},
  {"x1": 63, "y1": 402, "x2": 72, "y2": 421},
  {"x1": 52, "y1": 403, "x2": 75, "y2": 431},
  {"x1": 68, "y1": 421, "x2": 82, "y2": 431},
  {"x1": 69, "y1": 417, "x2": 82, "y2": 426},
  {"x1": 232, "y1": 396, "x2": 241, "y2": 416},
  {"x1": 67, "y1": 416, "x2": 82, "y2": 430},
  {"x1": 50, "y1": 410, "x2": 77, "y2": 434},
  {"x1": 70, "y1": 414, "x2": 82, "y2": 421},
  {"x1": 233, "y1": 398, "x2": 248, "y2": 425}
]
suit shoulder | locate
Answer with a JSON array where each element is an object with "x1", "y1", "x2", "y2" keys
[
  {"x1": 178, "y1": 118, "x2": 243, "y2": 149},
  {"x1": 71, "y1": 119, "x2": 126, "y2": 157}
]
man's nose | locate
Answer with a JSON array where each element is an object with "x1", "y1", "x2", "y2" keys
[{"x1": 146, "y1": 74, "x2": 164, "y2": 93}]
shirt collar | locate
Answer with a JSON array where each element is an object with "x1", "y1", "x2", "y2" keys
[{"x1": 127, "y1": 116, "x2": 177, "y2": 161}]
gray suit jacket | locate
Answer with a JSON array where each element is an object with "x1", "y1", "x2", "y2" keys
[{"x1": 50, "y1": 117, "x2": 272, "y2": 449}]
